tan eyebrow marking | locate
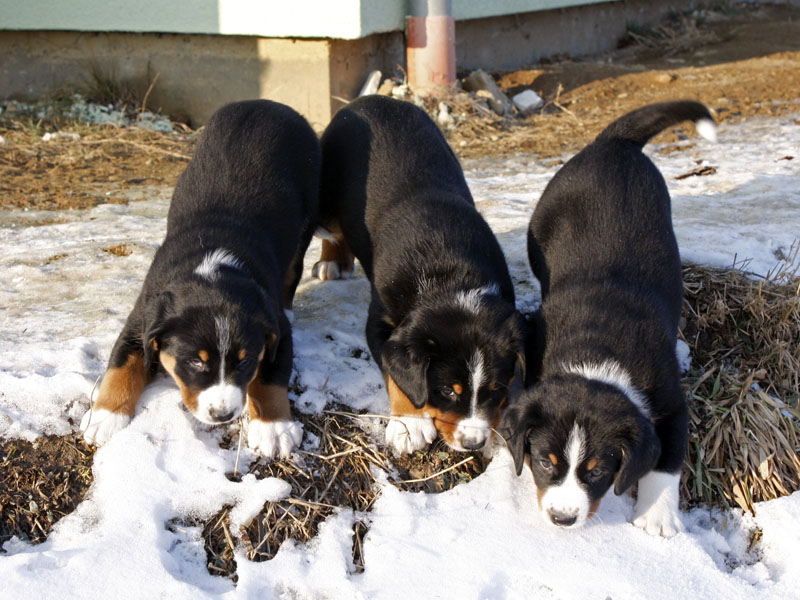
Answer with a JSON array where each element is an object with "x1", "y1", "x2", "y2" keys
[
  {"x1": 198, "y1": 350, "x2": 209, "y2": 362},
  {"x1": 238, "y1": 348, "x2": 247, "y2": 360},
  {"x1": 452, "y1": 383, "x2": 463, "y2": 395},
  {"x1": 587, "y1": 458, "x2": 598, "y2": 471},
  {"x1": 548, "y1": 453, "x2": 558, "y2": 466}
]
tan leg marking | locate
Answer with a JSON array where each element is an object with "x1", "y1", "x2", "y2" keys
[
  {"x1": 248, "y1": 381, "x2": 291, "y2": 422},
  {"x1": 386, "y1": 375, "x2": 462, "y2": 446},
  {"x1": 94, "y1": 353, "x2": 149, "y2": 416}
]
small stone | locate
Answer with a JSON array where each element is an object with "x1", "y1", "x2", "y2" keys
[
  {"x1": 462, "y1": 69, "x2": 514, "y2": 116},
  {"x1": 653, "y1": 72, "x2": 675, "y2": 84},
  {"x1": 512, "y1": 89, "x2": 545, "y2": 114}
]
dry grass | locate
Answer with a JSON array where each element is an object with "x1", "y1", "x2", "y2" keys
[
  {"x1": 680, "y1": 259, "x2": 800, "y2": 513},
  {"x1": 200, "y1": 405, "x2": 488, "y2": 580},
  {"x1": 622, "y1": 12, "x2": 724, "y2": 56}
]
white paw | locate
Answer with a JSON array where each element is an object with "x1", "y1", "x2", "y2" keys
[
  {"x1": 312, "y1": 261, "x2": 352, "y2": 281},
  {"x1": 633, "y1": 502, "x2": 685, "y2": 538},
  {"x1": 385, "y1": 414, "x2": 437, "y2": 454},
  {"x1": 632, "y1": 471, "x2": 685, "y2": 537},
  {"x1": 80, "y1": 408, "x2": 131, "y2": 446},
  {"x1": 247, "y1": 418, "x2": 303, "y2": 459}
]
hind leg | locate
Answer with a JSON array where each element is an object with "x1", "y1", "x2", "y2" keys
[{"x1": 312, "y1": 222, "x2": 354, "y2": 281}]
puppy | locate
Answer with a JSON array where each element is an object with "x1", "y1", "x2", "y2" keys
[
  {"x1": 313, "y1": 95, "x2": 527, "y2": 455},
  {"x1": 80, "y1": 100, "x2": 321, "y2": 458},
  {"x1": 505, "y1": 101, "x2": 716, "y2": 536}
]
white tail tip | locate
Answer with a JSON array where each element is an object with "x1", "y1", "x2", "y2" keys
[{"x1": 696, "y1": 118, "x2": 717, "y2": 143}]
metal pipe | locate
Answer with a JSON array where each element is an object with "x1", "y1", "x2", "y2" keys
[{"x1": 406, "y1": 0, "x2": 456, "y2": 95}]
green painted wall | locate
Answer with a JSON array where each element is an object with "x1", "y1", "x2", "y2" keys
[{"x1": 0, "y1": 0, "x2": 614, "y2": 39}]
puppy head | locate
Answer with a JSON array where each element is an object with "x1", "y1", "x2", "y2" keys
[
  {"x1": 144, "y1": 282, "x2": 281, "y2": 424},
  {"x1": 382, "y1": 292, "x2": 527, "y2": 451},
  {"x1": 505, "y1": 376, "x2": 660, "y2": 529}
]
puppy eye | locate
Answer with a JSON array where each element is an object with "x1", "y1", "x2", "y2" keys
[
  {"x1": 586, "y1": 467, "x2": 606, "y2": 482},
  {"x1": 538, "y1": 458, "x2": 554, "y2": 472},
  {"x1": 237, "y1": 358, "x2": 256, "y2": 371},
  {"x1": 438, "y1": 387, "x2": 458, "y2": 401},
  {"x1": 189, "y1": 358, "x2": 208, "y2": 371}
]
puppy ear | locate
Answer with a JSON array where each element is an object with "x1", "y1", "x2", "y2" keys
[
  {"x1": 381, "y1": 337, "x2": 432, "y2": 408},
  {"x1": 143, "y1": 292, "x2": 175, "y2": 373},
  {"x1": 503, "y1": 311, "x2": 529, "y2": 384},
  {"x1": 613, "y1": 415, "x2": 662, "y2": 495},
  {"x1": 500, "y1": 402, "x2": 534, "y2": 476}
]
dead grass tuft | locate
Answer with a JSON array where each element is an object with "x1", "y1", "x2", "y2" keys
[
  {"x1": 0, "y1": 435, "x2": 94, "y2": 550},
  {"x1": 622, "y1": 12, "x2": 724, "y2": 56},
  {"x1": 680, "y1": 259, "x2": 800, "y2": 513}
]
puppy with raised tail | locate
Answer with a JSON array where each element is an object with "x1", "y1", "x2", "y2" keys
[
  {"x1": 505, "y1": 101, "x2": 717, "y2": 536},
  {"x1": 80, "y1": 100, "x2": 321, "y2": 459},
  {"x1": 313, "y1": 95, "x2": 528, "y2": 455}
]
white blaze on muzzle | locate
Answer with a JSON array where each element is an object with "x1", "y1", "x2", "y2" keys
[{"x1": 539, "y1": 423, "x2": 591, "y2": 528}]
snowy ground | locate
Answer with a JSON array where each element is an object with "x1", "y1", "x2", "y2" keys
[{"x1": 1, "y1": 113, "x2": 799, "y2": 599}]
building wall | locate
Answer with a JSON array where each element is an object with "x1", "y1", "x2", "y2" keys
[
  {"x1": 0, "y1": 0, "x2": 610, "y2": 38},
  {"x1": 1, "y1": 0, "x2": 765, "y2": 127}
]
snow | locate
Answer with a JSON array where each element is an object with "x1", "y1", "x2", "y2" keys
[{"x1": 1, "y1": 113, "x2": 799, "y2": 598}]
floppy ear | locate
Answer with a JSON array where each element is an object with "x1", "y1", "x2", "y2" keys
[
  {"x1": 142, "y1": 292, "x2": 175, "y2": 373},
  {"x1": 503, "y1": 311, "x2": 529, "y2": 385},
  {"x1": 381, "y1": 337, "x2": 432, "y2": 408},
  {"x1": 613, "y1": 415, "x2": 662, "y2": 495},
  {"x1": 500, "y1": 402, "x2": 534, "y2": 476}
]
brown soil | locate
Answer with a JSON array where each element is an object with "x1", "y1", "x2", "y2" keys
[{"x1": 0, "y1": 435, "x2": 94, "y2": 548}]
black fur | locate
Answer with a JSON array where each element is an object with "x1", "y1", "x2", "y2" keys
[
  {"x1": 107, "y1": 99, "x2": 320, "y2": 420},
  {"x1": 507, "y1": 101, "x2": 713, "y2": 504},
  {"x1": 319, "y1": 95, "x2": 527, "y2": 441}
]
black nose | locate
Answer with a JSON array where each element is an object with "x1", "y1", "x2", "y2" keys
[
  {"x1": 208, "y1": 408, "x2": 236, "y2": 423},
  {"x1": 548, "y1": 510, "x2": 577, "y2": 527},
  {"x1": 461, "y1": 437, "x2": 486, "y2": 450}
]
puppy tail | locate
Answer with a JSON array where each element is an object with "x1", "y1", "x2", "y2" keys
[{"x1": 596, "y1": 100, "x2": 717, "y2": 148}]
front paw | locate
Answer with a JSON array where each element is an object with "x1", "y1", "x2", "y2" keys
[
  {"x1": 385, "y1": 414, "x2": 437, "y2": 454},
  {"x1": 633, "y1": 502, "x2": 685, "y2": 538},
  {"x1": 80, "y1": 408, "x2": 131, "y2": 446},
  {"x1": 247, "y1": 418, "x2": 303, "y2": 459}
]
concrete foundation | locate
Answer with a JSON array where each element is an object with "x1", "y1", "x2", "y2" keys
[
  {"x1": 0, "y1": 0, "x2": 709, "y2": 127},
  {"x1": 0, "y1": 30, "x2": 403, "y2": 130}
]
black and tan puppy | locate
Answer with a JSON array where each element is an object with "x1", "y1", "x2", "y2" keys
[
  {"x1": 505, "y1": 101, "x2": 716, "y2": 536},
  {"x1": 81, "y1": 100, "x2": 321, "y2": 458},
  {"x1": 313, "y1": 95, "x2": 527, "y2": 455}
]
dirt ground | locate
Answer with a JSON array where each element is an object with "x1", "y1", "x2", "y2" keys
[
  {"x1": 1, "y1": 3, "x2": 799, "y2": 211},
  {"x1": 1, "y1": 1, "x2": 799, "y2": 554}
]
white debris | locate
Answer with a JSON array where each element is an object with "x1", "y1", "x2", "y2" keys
[
  {"x1": 359, "y1": 70, "x2": 382, "y2": 97},
  {"x1": 437, "y1": 102, "x2": 454, "y2": 127},
  {"x1": 512, "y1": 89, "x2": 545, "y2": 114},
  {"x1": 42, "y1": 132, "x2": 81, "y2": 143}
]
